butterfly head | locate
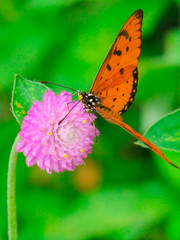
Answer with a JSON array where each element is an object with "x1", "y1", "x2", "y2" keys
[{"x1": 78, "y1": 92, "x2": 101, "y2": 112}]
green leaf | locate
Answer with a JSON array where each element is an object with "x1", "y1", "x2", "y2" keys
[
  {"x1": 137, "y1": 109, "x2": 180, "y2": 152},
  {"x1": 11, "y1": 74, "x2": 49, "y2": 125}
]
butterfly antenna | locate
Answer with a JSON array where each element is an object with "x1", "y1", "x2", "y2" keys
[{"x1": 41, "y1": 81, "x2": 77, "y2": 92}]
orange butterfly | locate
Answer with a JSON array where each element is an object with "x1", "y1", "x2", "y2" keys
[{"x1": 77, "y1": 9, "x2": 179, "y2": 169}]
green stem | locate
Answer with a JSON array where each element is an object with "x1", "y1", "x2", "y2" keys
[{"x1": 7, "y1": 135, "x2": 21, "y2": 240}]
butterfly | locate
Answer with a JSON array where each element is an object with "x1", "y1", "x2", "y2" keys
[
  {"x1": 77, "y1": 9, "x2": 179, "y2": 169},
  {"x1": 42, "y1": 9, "x2": 179, "y2": 168}
]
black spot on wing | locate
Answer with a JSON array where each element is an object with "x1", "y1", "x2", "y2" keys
[
  {"x1": 107, "y1": 64, "x2": 111, "y2": 71},
  {"x1": 119, "y1": 29, "x2": 129, "y2": 39},
  {"x1": 120, "y1": 68, "x2": 124, "y2": 75},
  {"x1": 114, "y1": 47, "x2": 122, "y2": 56}
]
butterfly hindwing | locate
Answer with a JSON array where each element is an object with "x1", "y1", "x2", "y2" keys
[
  {"x1": 98, "y1": 67, "x2": 138, "y2": 114},
  {"x1": 95, "y1": 107, "x2": 179, "y2": 169},
  {"x1": 90, "y1": 9, "x2": 143, "y2": 115}
]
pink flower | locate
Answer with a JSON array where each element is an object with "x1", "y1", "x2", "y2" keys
[{"x1": 16, "y1": 90, "x2": 99, "y2": 173}]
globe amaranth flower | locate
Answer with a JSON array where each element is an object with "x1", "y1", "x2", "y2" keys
[{"x1": 16, "y1": 90, "x2": 99, "y2": 173}]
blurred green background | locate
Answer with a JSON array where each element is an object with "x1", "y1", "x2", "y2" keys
[{"x1": 1, "y1": 0, "x2": 180, "y2": 239}]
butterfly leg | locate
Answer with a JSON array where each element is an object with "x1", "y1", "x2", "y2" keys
[
  {"x1": 65, "y1": 91, "x2": 81, "y2": 110},
  {"x1": 88, "y1": 112, "x2": 98, "y2": 142},
  {"x1": 66, "y1": 100, "x2": 79, "y2": 111},
  {"x1": 71, "y1": 91, "x2": 80, "y2": 97},
  {"x1": 58, "y1": 101, "x2": 80, "y2": 125}
]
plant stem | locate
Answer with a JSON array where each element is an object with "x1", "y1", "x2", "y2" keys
[{"x1": 7, "y1": 135, "x2": 21, "y2": 240}]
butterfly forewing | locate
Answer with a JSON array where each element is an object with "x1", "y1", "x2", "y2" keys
[{"x1": 90, "y1": 9, "x2": 143, "y2": 115}]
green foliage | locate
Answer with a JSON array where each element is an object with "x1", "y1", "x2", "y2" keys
[
  {"x1": 1, "y1": 0, "x2": 180, "y2": 240},
  {"x1": 137, "y1": 109, "x2": 180, "y2": 152},
  {"x1": 11, "y1": 74, "x2": 49, "y2": 124},
  {"x1": 45, "y1": 184, "x2": 170, "y2": 240}
]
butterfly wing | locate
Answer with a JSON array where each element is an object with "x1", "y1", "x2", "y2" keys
[
  {"x1": 89, "y1": 9, "x2": 179, "y2": 168},
  {"x1": 90, "y1": 9, "x2": 143, "y2": 114},
  {"x1": 95, "y1": 107, "x2": 179, "y2": 169}
]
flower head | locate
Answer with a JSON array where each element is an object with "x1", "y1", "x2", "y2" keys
[{"x1": 16, "y1": 90, "x2": 99, "y2": 173}]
